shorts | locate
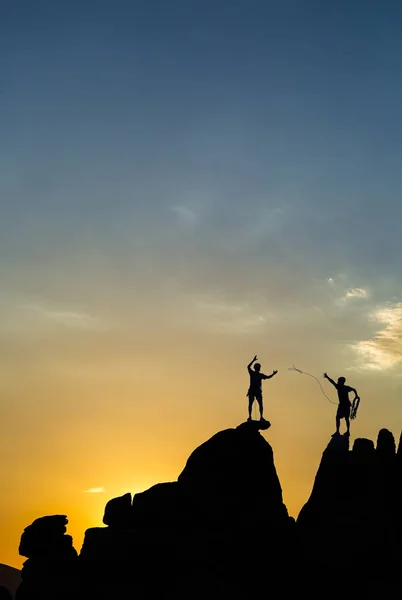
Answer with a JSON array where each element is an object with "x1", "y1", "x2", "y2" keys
[
  {"x1": 247, "y1": 388, "x2": 262, "y2": 401},
  {"x1": 336, "y1": 402, "x2": 351, "y2": 419}
]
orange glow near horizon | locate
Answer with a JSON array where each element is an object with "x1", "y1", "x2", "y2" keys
[{"x1": 1, "y1": 325, "x2": 401, "y2": 569}]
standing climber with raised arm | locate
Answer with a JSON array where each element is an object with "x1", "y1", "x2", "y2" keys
[
  {"x1": 247, "y1": 355, "x2": 278, "y2": 422},
  {"x1": 324, "y1": 373, "x2": 360, "y2": 436}
]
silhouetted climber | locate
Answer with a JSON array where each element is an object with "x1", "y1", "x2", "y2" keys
[
  {"x1": 323, "y1": 373, "x2": 359, "y2": 436},
  {"x1": 247, "y1": 355, "x2": 278, "y2": 422}
]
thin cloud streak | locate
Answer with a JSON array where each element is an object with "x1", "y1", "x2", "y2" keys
[
  {"x1": 29, "y1": 304, "x2": 97, "y2": 328},
  {"x1": 187, "y1": 292, "x2": 275, "y2": 335},
  {"x1": 169, "y1": 205, "x2": 198, "y2": 226}
]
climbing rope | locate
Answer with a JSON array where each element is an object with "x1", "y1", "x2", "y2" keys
[{"x1": 288, "y1": 364, "x2": 338, "y2": 405}]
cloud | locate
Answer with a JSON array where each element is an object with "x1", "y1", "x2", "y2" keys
[
  {"x1": 188, "y1": 293, "x2": 275, "y2": 335},
  {"x1": 169, "y1": 205, "x2": 198, "y2": 226},
  {"x1": 326, "y1": 277, "x2": 369, "y2": 305},
  {"x1": 29, "y1": 304, "x2": 97, "y2": 328},
  {"x1": 84, "y1": 487, "x2": 105, "y2": 493},
  {"x1": 220, "y1": 206, "x2": 285, "y2": 253},
  {"x1": 0, "y1": 293, "x2": 105, "y2": 334},
  {"x1": 350, "y1": 303, "x2": 402, "y2": 370},
  {"x1": 345, "y1": 288, "x2": 368, "y2": 298}
]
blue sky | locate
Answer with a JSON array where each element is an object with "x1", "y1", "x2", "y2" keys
[
  {"x1": 3, "y1": 1, "x2": 402, "y2": 272},
  {"x1": 2, "y1": 1, "x2": 402, "y2": 369}
]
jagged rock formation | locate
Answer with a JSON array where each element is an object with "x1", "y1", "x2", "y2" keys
[
  {"x1": 14, "y1": 424, "x2": 402, "y2": 599},
  {"x1": 79, "y1": 421, "x2": 294, "y2": 598},
  {"x1": 132, "y1": 421, "x2": 289, "y2": 530},
  {"x1": 16, "y1": 516, "x2": 78, "y2": 600},
  {"x1": 297, "y1": 430, "x2": 402, "y2": 595}
]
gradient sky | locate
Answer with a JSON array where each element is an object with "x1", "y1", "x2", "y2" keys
[{"x1": 2, "y1": 0, "x2": 402, "y2": 568}]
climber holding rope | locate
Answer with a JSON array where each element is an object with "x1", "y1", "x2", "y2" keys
[{"x1": 323, "y1": 373, "x2": 360, "y2": 437}]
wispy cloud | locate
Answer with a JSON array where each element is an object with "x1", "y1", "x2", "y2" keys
[
  {"x1": 169, "y1": 205, "x2": 198, "y2": 226},
  {"x1": 84, "y1": 487, "x2": 105, "y2": 493},
  {"x1": 29, "y1": 304, "x2": 97, "y2": 328},
  {"x1": 345, "y1": 288, "x2": 368, "y2": 298},
  {"x1": 221, "y1": 206, "x2": 285, "y2": 252},
  {"x1": 188, "y1": 293, "x2": 274, "y2": 335},
  {"x1": 326, "y1": 277, "x2": 369, "y2": 305},
  {"x1": 0, "y1": 293, "x2": 104, "y2": 334},
  {"x1": 350, "y1": 302, "x2": 402, "y2": 370}
]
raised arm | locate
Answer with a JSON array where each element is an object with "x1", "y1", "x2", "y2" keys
[
  {"x1": 323, "y1": 373, "x2": 337, "y2": 388},
  {"x1": 247, "y1": 355, "x2": 258, "y2": 373}
]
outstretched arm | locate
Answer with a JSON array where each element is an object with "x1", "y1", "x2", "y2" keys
[
  {"x1": 247, "y1": 355, "x2": 258, "y2": 373},
  {"x1": 262, "y1": 370, "x2": 278, "y2": 380},
  {"x1": 323, "y1": 373, "x2": 337, "y2": 388}
]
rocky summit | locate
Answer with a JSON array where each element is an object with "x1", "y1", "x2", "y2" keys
[{"x1": 13, "y1": 423, "x2": 402, "y2": 599}]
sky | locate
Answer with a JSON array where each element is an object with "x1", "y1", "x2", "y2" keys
[{"x1": 1, "y1": 0, "x2": 402, "y2": 569}]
